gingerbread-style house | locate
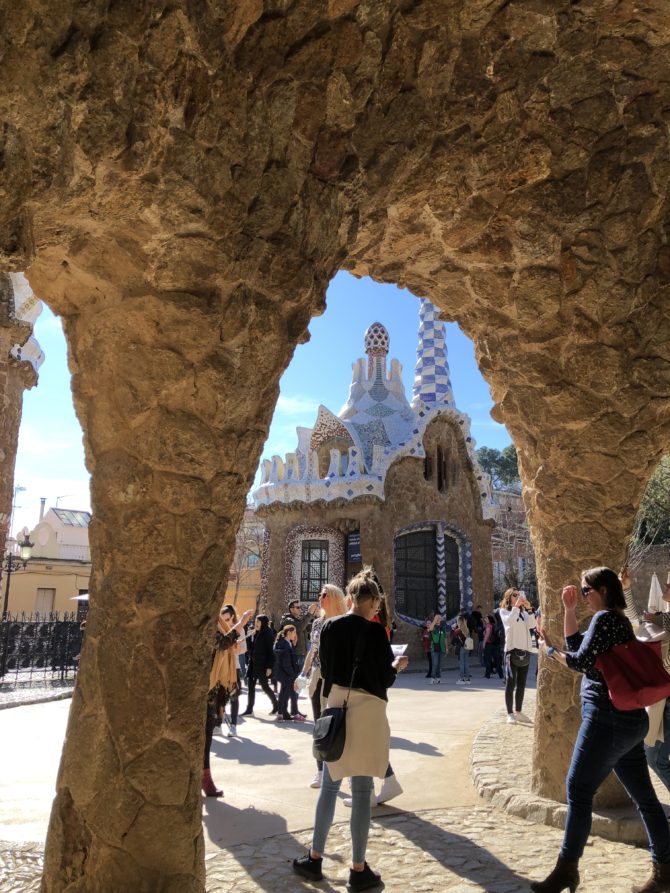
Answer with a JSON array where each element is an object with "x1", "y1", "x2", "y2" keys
[{"x1": 253, "y1": 300, "x2": 495, "y2": 643}]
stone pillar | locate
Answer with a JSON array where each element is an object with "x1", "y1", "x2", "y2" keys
[
  {"x1": 519, "y1": 439, "x2": 668, "y2": 803},
  {"x1": 0, "y1": 274, "x2": 37, "y2": 553},
  {"x1": 33, "y1": 267, "x2": 322, "y2": 890}
]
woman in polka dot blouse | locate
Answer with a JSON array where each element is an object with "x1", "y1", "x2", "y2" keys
[{"x1": 533, "y1": 567, "x2": 670, "y2": 893}]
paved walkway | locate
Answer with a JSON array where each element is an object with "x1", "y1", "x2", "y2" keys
[
  {"x1": 0, "y1": 658, "x2": 661, "y2": 891},
  {"x1": 0, "y1": 678, "x2": 74, "y2": 710}
]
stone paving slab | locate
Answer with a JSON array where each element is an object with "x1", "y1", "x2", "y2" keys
[
  {"x1": 0, "y1": 806, "x2": 655, "y2": 892},
  {"x1": 471, "y1": 695, "x2": 670, "y2": 846}
]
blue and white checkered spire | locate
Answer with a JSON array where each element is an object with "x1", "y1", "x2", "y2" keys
[{"x1": 411, "y1": 299, "x2": 455, "y2": 409}]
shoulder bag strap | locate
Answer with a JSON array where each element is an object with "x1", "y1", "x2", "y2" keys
[{"x1": 342, "y1": 622, "x2": 371, "y2": 708}]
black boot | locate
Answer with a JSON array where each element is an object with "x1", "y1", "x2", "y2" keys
[
  {"x1": 531, "y1": 857, "x2": 580, "y2": 893},
  {"x1": 633, "y1": 863, "x2": 670, "y2": 893}
]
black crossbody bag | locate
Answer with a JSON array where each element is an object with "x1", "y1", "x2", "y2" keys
[{"x1": 312, "y1": 625, "x2": 369, "y2": 763}]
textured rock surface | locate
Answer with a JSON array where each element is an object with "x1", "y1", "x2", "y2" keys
[
  {"x1": 0, "y1": 275, "x2": 35, "y2": 552},
  {"x1": 0, "y1": 0, "x2": 668, "y2": 888}
]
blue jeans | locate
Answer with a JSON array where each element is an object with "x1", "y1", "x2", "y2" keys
[
  {"x1": 312, "y1": 764, "x2": 373, "y2": 864},
  {"x1": 562, "y1": 701, "x2": 670, "y2": 863},
  {"x1": 646, "y1": 699, "x2": 670, "y2": 795},
  {"x1": 459, "y1": 648, "x2": 470, "y2": 679},
  {"x1": 431, "y1": 649, "x2": 442, "y2": 678}
]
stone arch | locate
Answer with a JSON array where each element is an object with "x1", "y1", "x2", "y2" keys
[{"x1": 0, "y1": 2, "x2": 666, "y2": 888}]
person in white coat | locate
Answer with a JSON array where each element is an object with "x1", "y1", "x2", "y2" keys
[
  {"x1": 499, "y1": 587, "x2": 536, "y2": 724},
  {"x1": 621, "y1": 567, "x2": 670, "y2": 794}
]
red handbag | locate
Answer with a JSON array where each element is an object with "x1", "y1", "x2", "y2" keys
[{"x1": 595, "y1": 639, "x2": 670, "y2": 710}]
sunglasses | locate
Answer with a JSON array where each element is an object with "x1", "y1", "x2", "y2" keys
[{"x1": 581, "y1": 586, "x2": 595, "y2": 597}]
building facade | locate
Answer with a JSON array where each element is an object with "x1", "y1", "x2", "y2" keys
[
  {"x1": 222, "y1": 504, "x2": 264, "y2": 616},
  {"x1": 490, "y1": 489, "x2": 538, "y2": 603},
  {"x1": 254, "y1": 300, "x2": 496, "y2": 650},
  {"x1": 6, "y1": 506, "x2": 91, "y2": 616},
  {"x1": 0, "y1": 273, "x2": 43, "y2": 548}
]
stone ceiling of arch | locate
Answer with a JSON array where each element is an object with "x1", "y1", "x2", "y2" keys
[{"x1": 0, "y1": 1, "x2": 669, "y2": 474}]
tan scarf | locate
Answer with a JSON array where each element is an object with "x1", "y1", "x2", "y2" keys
[{"x1": 209, "y1": 615, "x2": 238, "y2": 693}]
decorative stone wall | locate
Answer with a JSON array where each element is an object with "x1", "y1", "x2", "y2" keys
[{"x1": 0, "y1": 1, "x2": 668, "y2": 887}]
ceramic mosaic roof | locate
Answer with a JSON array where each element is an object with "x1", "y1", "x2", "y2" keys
[{"x1": 253, "y1": 302, "x2": 495, "y2": 518}]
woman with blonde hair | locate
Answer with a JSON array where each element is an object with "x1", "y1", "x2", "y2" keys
[
  {"x1": 499, "y1": 587, "x2": 536, "y2": 724},
  {"x1": 293, "y1": 567, "x2": 408, "y2": 891},
  {"x1": 299, "y1": 583, "x2": 347, "y2": 788}
]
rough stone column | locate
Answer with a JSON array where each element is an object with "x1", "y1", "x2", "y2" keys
[
  {"x1": 0, "y1": 275, "x2": 37, "y2": 552},
  {"x1": 30, "y1": 258, "x2": 327, "y2": 890}
]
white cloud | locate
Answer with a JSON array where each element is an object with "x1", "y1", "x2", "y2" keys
[
  {"x1": 470, "y1": 419, "x2": 505, "y2": 429},
  {"x1": 16, "y1": 423, "x2": 79, "y2": 456},
  {"x1": 275, "y1": 394, "x2": 320, "y2": 416},
  {"x1": 467, "y1": 401, "x2": 493, "y2": 411}
]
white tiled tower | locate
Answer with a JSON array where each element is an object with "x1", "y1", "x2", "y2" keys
[{"x1": 411, "y1": 299, "x2": 455, "y2": 409}]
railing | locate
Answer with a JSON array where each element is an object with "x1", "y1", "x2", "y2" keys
[{"x1": 0, "y1": 612, "x2": 84, "y2": 687}]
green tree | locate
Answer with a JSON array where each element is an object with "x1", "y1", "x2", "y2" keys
[
  {"x1": 631, "y1": 456, "x2": 670, "y2": 549},
  {"x1": 476, "y1": 444, "x2": 520, "y2": 490}
]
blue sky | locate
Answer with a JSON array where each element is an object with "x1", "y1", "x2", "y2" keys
[{"x1": 10, "y1": 271, "x2": 511, "y2": 535}]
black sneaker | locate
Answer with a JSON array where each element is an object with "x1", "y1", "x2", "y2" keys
[
  {"x1": 293, "y1": 851, "x2": 323, "y2": 882},
  {"x1": 348, "y1": 862, "x2": 381, "y2": 891}
]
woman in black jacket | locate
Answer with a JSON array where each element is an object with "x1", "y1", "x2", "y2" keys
[
  {"x1": 242, "y1": 614, "x2": 279, "y2": 716},
  {"x1": 293, "y1": 568, "x2": 408, "y2": 891},
  {"x1": 273, "y1": 624, "x2": 305, "y2": 721}
]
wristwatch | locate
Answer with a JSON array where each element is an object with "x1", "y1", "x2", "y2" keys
[{"x1": 546, "y1": 646, "x2": 556, "y2": 658}]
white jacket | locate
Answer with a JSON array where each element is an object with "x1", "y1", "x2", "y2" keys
[{"x1": 499, "y1": 606, "x2": 536, "y2": 652}]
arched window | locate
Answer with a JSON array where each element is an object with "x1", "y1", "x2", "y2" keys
[
  {"x1": 437, "y1": 446, "x2": 447, "y2": 492},
  {"x1": 423, "y1": 454, "x2": 433, "y2": 481}
]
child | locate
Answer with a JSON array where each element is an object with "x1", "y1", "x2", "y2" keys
[{"x1": 273, "y1": 624, "x2": 306, "y2": 721}]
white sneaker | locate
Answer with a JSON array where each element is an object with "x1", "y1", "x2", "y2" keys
[
  {"x1": 377, "y1": 773, "x2": 403, "y2": 804},
  {"x1": 227, "y1": 725, "x2": 237, "y2": 737},
  {"x1": 343, "y1": 789, "x2": 377, "y2": 808},
  {"x1": 456, "y1": 679, "x2": 465, "y2": 685},
  {"x1": 465, "y1": 679, "x2": 472, "y2": 684},
  {"x1": 515, "y1": 711, "x2": 533, "y2": 724},
  {"x1": 507, "y1": 713, "x2": 516, "y2": 724},
  {"x1": 310, "y1": 771, "x2": 322, "y2": 789}
]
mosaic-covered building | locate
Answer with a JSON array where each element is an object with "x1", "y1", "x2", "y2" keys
[{"x1": 253, "y1": 300, "x2": 495, "y2": 642}]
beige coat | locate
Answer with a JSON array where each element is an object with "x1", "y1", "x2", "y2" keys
[{"x1": 324, "y1": 683, "x2": 390, "y2": 781}]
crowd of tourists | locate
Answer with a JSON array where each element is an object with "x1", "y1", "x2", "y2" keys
[{"x1": 203, "y1": 566, "x2": 670, "y2": 893}]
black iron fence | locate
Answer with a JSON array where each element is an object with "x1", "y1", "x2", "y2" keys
[{"x1": 0, "y1": 612, "x2": 84, "y2": 686}]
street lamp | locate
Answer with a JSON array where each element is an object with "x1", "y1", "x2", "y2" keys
[{"x1": 2, "y1": 531, "x2": 34, "y2": 618}]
